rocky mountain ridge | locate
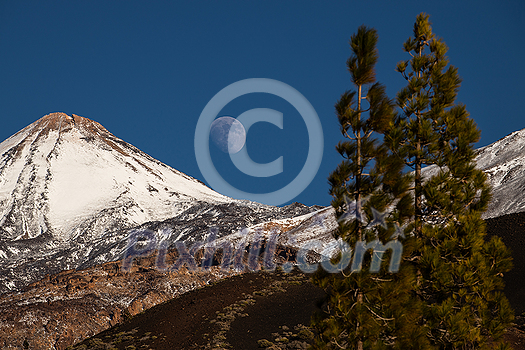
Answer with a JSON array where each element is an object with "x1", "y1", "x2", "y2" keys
[
  {"x1": 0, "y1": 113, "x2": 331, "y2": 295},
  {"x1": 421, "y1": 127, "x2": 525, "y2": 219},
  {"x1": 475, "y1": 128, "x2": 525, "y2": 218}
]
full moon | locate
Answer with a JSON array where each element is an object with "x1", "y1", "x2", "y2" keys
[{"x1": 210, "y1": 116, "x2": 246, "y2": 154}]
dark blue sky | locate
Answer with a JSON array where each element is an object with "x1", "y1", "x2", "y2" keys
[{"x1": 1, "y1": 1, "x2": 524, "y2": 207}]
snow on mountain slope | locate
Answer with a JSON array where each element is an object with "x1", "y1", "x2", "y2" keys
[
  {"x1": 421, "y1": 128, "x2": 525, "y2": 219},
  {"x1": 0, "y1": 112, "x2": 229, "y2": 241},
  {"x1": 475, "y1": 128, "x2": 525, "y2": 218},
  {"x1": 0, "y1": 113, "x2": 325, "y2": 294}
]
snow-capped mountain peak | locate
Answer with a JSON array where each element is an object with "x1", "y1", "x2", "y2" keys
[{"x1": 0, "y1": 112, "x2": 228, "y2": 241}]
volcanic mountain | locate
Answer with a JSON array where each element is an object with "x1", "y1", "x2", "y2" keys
[
  {"x1": 0, "y1": 113, "x2": 329, "y2": 294},
  {"x1": 0, "y1": 112, "x2": 230, "y2": 241}
]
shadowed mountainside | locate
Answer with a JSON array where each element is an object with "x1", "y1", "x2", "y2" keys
[{"x1": 64, "y1": 211, "x2": 525, "y2": 350}]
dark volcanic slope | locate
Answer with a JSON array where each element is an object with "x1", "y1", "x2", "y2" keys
[
  {"x1": 67, "y1": 270, "x2": 322, "y2": 350},
  {"x1": 226, "y1": 277, "x2": 325, "y2": 350},
  {"x1": 485, "y1": 211, "x2": 525, "y2": 315},
  {"x1": 66, "y1": 267, "x2": 525, "y2": 350}
]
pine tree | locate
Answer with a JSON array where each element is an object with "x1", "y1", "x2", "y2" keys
[
  {"x1": 311, "y1": 26, "x2": 431, "y2": 350},
  {"x1": 387, "y1": 13, "x2": 514, "y2": 349}
]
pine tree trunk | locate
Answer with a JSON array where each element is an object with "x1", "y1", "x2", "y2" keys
[
  {"x1": 356, "y1": 84, "x2": 363, "y2": 350},
  {"x1": 357, "y1": 291, "x2": 363, "y2": 350},
  {"x1": 414, "y1": 45, "x2": 422, "y2": 236},
  {"x1": 415, "y1": 126, "x2": 421, "y2": 236},
  {"x1": 356, "y1": 84, "x2": 362, "y2": 239}
]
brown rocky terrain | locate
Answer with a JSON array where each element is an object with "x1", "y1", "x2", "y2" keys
[
  {"x1": 66, "y1": 270, "x2": 323, "y2": 350},
  {"x1": 0, "y1": 249, "x2": 239, "y2": 349},
  {"x1": 0, "y1": 239, "x2": 303, "y2": 350}
]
